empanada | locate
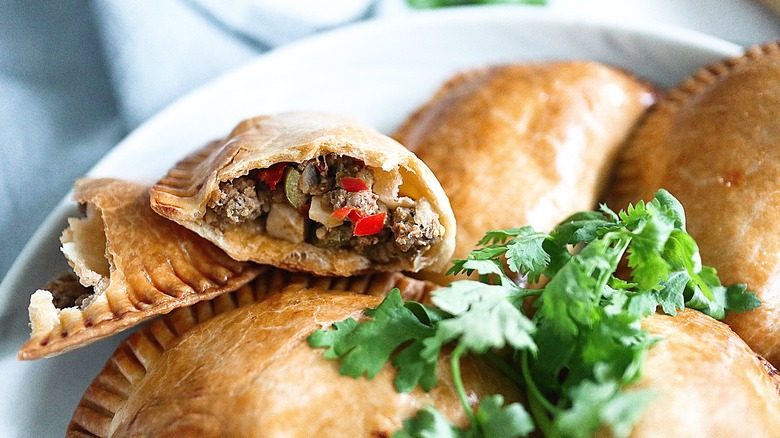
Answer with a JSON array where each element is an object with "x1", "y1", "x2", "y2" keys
[
  {"x1": 619, "y1": 309, "x2": 780, "y2": 437},
  {"x1": 66, "y1": 270, "x2": 518, "y2": 437},
  {"x1": 393, "y1": 62, "x2": 654, "y2": 280},
  {"x1": 150, "y1": 112, "x2": 456, "y2": 277},
  {"x1": 604, "y1": 42, "x2": 780, "y2": 366},
  {"x1": 19, "y1": 178, "x2": 262, "y2": 360}
]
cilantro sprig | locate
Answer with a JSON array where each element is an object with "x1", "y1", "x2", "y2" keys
[{"x1": 308, "y1": 190, "x2": 760, "y2": 437}]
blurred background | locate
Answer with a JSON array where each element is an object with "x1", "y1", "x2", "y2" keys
[{"x1": 1, "y1": 0, "x2": 779, "y2": 282}]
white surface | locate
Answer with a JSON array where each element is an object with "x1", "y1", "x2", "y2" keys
[
  {"x1": 545, "y1": 0, "x2": 780, "y2": 47},
  {"x1": 0, "y1": 6, "x2": 742, "y2": 437},
  {"x1": 192, "y1": 0, "x2": 376, "y2": 46}
]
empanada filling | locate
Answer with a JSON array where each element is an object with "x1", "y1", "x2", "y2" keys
[
  {"x1": 205, "y1": 154, "x2": 443, "y2": 263},
  {"x1": 46, "y1": 273, "x2": 92, "y2": 309},
  {"x1": 51, "y1": 203, "x2": 109, "y2": 310}
]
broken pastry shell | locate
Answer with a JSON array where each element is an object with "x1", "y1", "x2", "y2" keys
[{"x1": 18, "y1": 178, "x2": 263, "y2": 360}]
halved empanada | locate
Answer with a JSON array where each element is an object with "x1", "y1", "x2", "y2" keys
[
  {"x1": 604, "y1": 42, "x2": 780, "y2": 367},
  {"x1": 150, "y1": 112, "x2": 456, "y2": 277},
  {"x1": 393, "y1": 62, "x2": 654, "y2": 282},
  {"x1": 66, "y1": 269, "x2": 518, "y2": 437},
  {"x1": 18, "y1": 178, "x2": 262, "y2": 360}
]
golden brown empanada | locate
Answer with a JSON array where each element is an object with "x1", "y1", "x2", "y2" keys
[
  {"x1": 19, "y1": 178, "x2": 262, "y2": 360},
  {"x1": 610, "y1": 309, "x2": 780, "y2": 437},
  {"x1": 604, "y1": 42, "x2": 780, "y2": 366},
  {"x1": 150, "y1": 111, "x2": 456, "y2": 277},
  {"x1": 66, "y1": 269, "x2": 518, "y2": 437},
  {"x1": 393, "y1": 62, "x2": 654, "y2": 282}
]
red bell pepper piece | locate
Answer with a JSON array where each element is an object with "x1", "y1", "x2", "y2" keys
[
  {"x1": 348, "y1": 209, "x2": 367, "y2": 223},
  {"x1": 332, "y1": 206, "x2": 367, "y2": 222},
  {"x1": 340, "y1": 177, "x2": 369, "y2": 192},
  {"x1": 258, "y1": 163, "x2": 287, "y2": 190},
  {"x1": 332, "y1": 206, "x2": 355, "y2": 220},
  {"x1": 353, "y1": 212, "x2": 386, "y2": 236}
]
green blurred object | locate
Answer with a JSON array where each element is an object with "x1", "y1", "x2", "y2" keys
[{"x1": 406, "y1": 0, "x2": 546, "y2": 9}]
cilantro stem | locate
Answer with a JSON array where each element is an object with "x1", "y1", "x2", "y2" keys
[
  {"x1": 519, "y1": 351, "x2": 558, "y2": 414},
  {"x1": 516, "y1": 287, "x2": 544, "y2": 299},
  {"x1": 449, "y1": 344, "x2": 476, "y2": 425},
  {"x1": 595, "y1": 235, "x2": 631, "y2": 293},
  {"x1": 520, "y1": 351, "x2": 558, "y2": 436},
  {"x1": 528, "y1": 390, "x2": 557, "y2": 438}
]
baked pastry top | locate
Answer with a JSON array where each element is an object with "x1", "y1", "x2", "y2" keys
[
  {"x1": 67, "y1": 269, "x2": 518, "y2": 437},
  {"x1": 621, "y1": 309, "x2": 780, "y2": 437},
  {"x1": 394, "y1": 61, "x2": 654, "y2": 281}
]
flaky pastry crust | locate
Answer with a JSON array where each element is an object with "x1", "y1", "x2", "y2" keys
[{"x1": 19, "y1": 179, "x2": 262, "y2": 360}]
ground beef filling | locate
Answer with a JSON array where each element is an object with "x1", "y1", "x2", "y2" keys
[
  {"x1": 205, "y1": 154, "x2": 443, "y2": 263},
  {"x1": 206, "y1": 177, "x2": 270, "y2": 225},
  {"x1": 48, "y1": 273, "x2": 92, "y2": 309}
]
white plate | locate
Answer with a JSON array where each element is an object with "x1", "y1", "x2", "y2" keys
[{"x1": 0, "y1": 6, "x2": 741, "y2": 436}]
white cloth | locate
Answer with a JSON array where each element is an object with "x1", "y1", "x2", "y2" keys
[
  {"x1": 1, "y1": 0, "x2": 779, "y2": 282},
  {"x1": 90, "y1": 0, "x2": 377, "y2": 126}
]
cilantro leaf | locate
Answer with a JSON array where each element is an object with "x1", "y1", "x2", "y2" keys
[
  {"x1": 620, "y1": 200, "x2": 676, "y2": 291},
  {"x1": 307, "y1": 317, "x2": 359, "y2": 359},
  {"x1": 652, "y1": 188, "x2": 686, "y2": 229},
  {"x1": 541, "y1": 237, "x2": 573, "y2": 279},
  {"x1": 599, "y1": 203, "x2": 621, "y2": 222},
  {"x1": 648, "y1": 270, "x2": 689, "y2": 316},
  {"x1": 394, "y1": 396, "x2": 533, "y2": 438},
  {"x1": 393, "y1": 340, "x2": 440, "y2": 392},
  {"x1": 309, "y1": 289, "x2": 436, "y2": 390},
  {"x1": 554, "y1": 379, "x2": 655, "y2": 438},
  {"x1": 575, "y1": 308, "x2": 656, "y2": 386},
  {"x1": 551, "y1": 211, "x2": 614, "y2": 245},
  {"x1": 536, "y1": 259, "x2": 596, "y2": 337},
  {"x1": 505, "y1": 230, "x2": 550, "y2": 283},
  {"x1": 405, "y1": 300, "x2": 449, "y2": 326},
  {"x1": 429, "y1": 282, "x2": 536, "y2": 354},
  {"x1": 477, "y1": 227, "x2": 530, "y2": 246},
  {"x1": 474, "y1": 395, "x2": 535, "y2": 438},
  {"x1": 452, "y1": 226, "x2": 552, "y2": 284},
  {"x1": 394, "y1": 406, "x2": 463, "y2": 438},
  {"x1": 686, "y1": 265, "x2": 760, "y2": 319},
  {"x1": 718, "y1": 283, "x2": 761, "y2": 313},
  {"x1": 536, "y1": 238, "x2": 618, "y2": 337},
  {"x1": 457, "y1": 258, "x2": 516, "y2": 286},
  {"x1": 447, "y1": 246, "x2": 508, "y2": 278}
]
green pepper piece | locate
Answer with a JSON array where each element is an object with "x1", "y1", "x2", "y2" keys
[{"x1": 284, "y1": 167, "x2": 308, "y2": 210}]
